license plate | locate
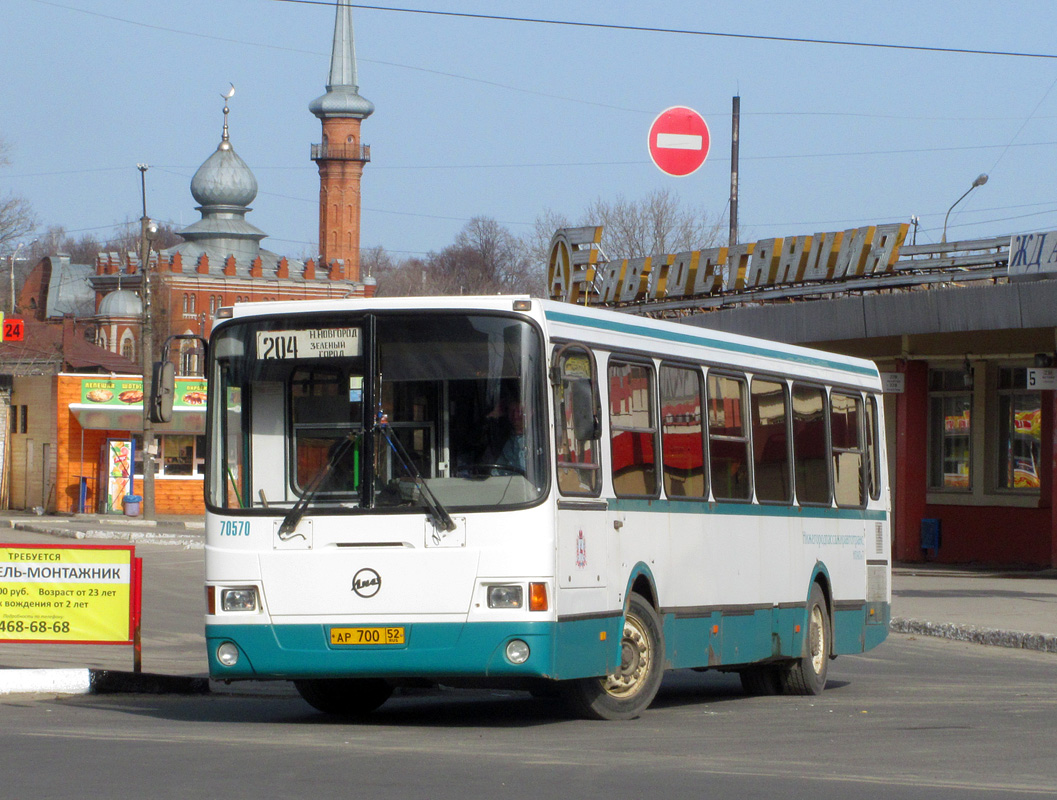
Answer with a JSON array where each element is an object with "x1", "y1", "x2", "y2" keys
[{"x1": 330, "y1": 627, "x2": 405, "y2": 646}]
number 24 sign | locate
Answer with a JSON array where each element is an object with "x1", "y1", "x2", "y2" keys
[{"x1": 1, "y1": 316, "x2": 24, "y2": 342}]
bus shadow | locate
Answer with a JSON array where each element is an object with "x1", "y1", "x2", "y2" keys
[{"x1": 61, "y1": 670, "x2": 851, "y2": 727}]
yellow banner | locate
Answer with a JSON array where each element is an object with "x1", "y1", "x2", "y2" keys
[{"x1": 0, "y1": 545, "x2": 137, "y2": 644}]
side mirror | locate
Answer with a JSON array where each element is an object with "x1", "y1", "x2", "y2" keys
[
  {"x1": 571, "y1": 380, "x2": 600, "y2": 441},
  {"x1": 150, "y1": 361, "x2": 175, "y2": 423}
]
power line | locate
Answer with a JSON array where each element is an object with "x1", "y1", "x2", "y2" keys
[
  {"x1": 13, "y1": 135, "x2": 1057, "y2": 181},
  {"x1": 268, "y1": 0, "x2": 1057, "y2": 60},
  {"x1": 32, "y1": 1, "x2": 1057, "y2": 122}
]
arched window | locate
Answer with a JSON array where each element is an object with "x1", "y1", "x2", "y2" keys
[
  {"x1": 180, "y1": 335, "x2": 201, "y2": 376},
  {"x1": 121, "y1": 334, "x2": 135, "y2": 362}
]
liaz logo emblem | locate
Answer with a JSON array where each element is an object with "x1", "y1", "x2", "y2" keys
[{"x1": 352, "y1": 568, "x2": 381, "y2": 598}]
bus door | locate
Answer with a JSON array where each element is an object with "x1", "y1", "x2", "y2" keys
[{"x1": 551, "y1": 345, "x2": 607, "y2": 592}]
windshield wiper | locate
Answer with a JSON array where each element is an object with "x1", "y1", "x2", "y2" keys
[
  {"x1": 278, "y1": 434, "x2": 357, "y2": 540},
  {"x1": 378, "y1": 422, "x2": 456, "y2": 532}
]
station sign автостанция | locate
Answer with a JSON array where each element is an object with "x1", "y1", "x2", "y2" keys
[{"x1": 548, "y1": 223, "x2": 910, "y2": 305}]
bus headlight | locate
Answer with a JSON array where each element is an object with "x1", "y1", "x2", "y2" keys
[
  {"x1": 221, "y1": 587, "x2": 259, "y2": 612},
  {"x1": 487, "y1": 585, "x2": 523, "y2": 609},
  {"x1": 505, "y1": 639, "x2": 530, "y2": 664},
  {"x1": 216, "y1": 642, "x2": 240, "y2": 667}
]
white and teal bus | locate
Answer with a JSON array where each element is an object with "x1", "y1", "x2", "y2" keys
[{"x1": 202, "y1": 296, "x2": 890, "y2": 720}]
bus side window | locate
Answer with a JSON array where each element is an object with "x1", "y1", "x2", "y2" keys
[
  {"x1": 831, "y1": 392, "x2": 865, "y2": 507},
  {"x1": 866, "y1": 394, "x2": 881, "y2": 501},
  {"x1": 707, "y1": 372, "x2": 751, "y2": 501},
  {"x1": 609, "y1": 360, "x2": 658, "y2": 498},
  {"x1": 660, "y1": 364, "x2": 707, "y2": 499},
  {"x1": 792, "y1": 383, "x2": 830, "y2": 505},
  {"x1": 751, "y1": 377, "x2": 791, "y2": 504},
  {"x1": 553, "y1": 347, "x2": 601, "y2": 496}
]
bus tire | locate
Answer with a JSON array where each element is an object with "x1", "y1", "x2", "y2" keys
[
  {"x1": 781, "y1": 583, "x2": 830, "y2": 695},
  {"x1": 293, "y1": 678, "x2": 393, "y2": 717},
  {"x1": 739, "y1": 666, "x2": 783, "y2": 696},
  {"x1": 561, "y1": 593, "x2": 664, "y2": 721}
]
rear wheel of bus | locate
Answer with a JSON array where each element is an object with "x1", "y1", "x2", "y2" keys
[
  {"x1": 561, "y1": 593, "x2": 664, "y2": 721},
  {"x1": 294, "y1": 677, "x2": 394, "y2": 717}
]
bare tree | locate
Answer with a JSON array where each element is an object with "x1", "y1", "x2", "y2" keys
[
  {"x1": 0, "y1": 137, "x2": 37, "y2": 309},
  {"x1": 454, "y1": 217, "x2": 537, "y2": 293},
  {"x1": 26, "y1": 221, "x2": 184, "y2": 266},
  {"x1": 522, "y1": 208, "x2": 572, "y2": 269},
  {"x1": 376, "y1": 218, "x2": 541, "y2": 297},
  {"x1": 359, "y1": 244, "x2": 400, "y2": 281},
  {"x1": 524, "y1": 190, "x2": 723, "y2": 298},
  {"x1": 581, "y1": 187, "x2": 722, "y2": 259},
  {"x1": 99, "y1": 219, "x2": 183, "y2": 256}
]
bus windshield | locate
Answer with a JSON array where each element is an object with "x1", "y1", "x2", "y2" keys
[{"x1": 207, "y1": 311, "x2": 547, "y2": 514}]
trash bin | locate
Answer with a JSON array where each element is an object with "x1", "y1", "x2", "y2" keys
[
  {"x1": 920, "y1": 517, "x2": 941, "y2": 554},
  {"x1": 123, "y1": 494, "x2": 142, "y2": 517}
]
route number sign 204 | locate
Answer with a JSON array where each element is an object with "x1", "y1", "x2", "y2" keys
[{"x1": 256, "y1": 328, "x2": 361, "y2": 360}]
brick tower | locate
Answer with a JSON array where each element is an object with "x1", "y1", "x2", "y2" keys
[{"x1": 309, "y1": 0, "x2": 374, "y2": 282}]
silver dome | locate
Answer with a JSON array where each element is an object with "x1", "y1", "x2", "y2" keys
[
  {"x1": 97, "y1": 289, "x2": 143, "y2": 318},
  {"x1": 190, "y1": 142, "x2": 258, "y2": 208}
]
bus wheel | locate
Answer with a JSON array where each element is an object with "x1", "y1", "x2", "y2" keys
[
  {"x1": 293, "y1": 678, "x2": 393, "y2": 717},
  {"x1": 739, "y1": 666, "x2": 782, "y2": 696},
  {"x1": 561, "y1": 593, "x2": 664, "y2": 720},
  {"x1": 781, "y1": 583, "x2": 830, "y2": 695}
]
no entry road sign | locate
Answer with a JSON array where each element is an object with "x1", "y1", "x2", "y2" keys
[{"x1": 648, "y1": 106, "x2": 710, "y2": 177}]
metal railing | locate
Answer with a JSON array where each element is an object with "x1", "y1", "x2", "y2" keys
[{"x1": 310, "y1": 143, "x2": 371, "y2": 163}]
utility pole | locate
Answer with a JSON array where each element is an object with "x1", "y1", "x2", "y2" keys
[
  {"x1": 729, "y1": 95, "x2": 740, "y2": 247},
  {"x1": 8, "y1": 241, "x2": 25, "y2": 315},
  {"x1": 138, "y1": 164, "x2": 158, "y2": 520}
]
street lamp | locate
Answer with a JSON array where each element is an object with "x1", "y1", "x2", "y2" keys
[{"x1": 941, "y1": 173, "x2": 988, "y2": 244}]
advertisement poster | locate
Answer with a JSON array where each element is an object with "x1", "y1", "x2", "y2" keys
[
  {"x1": 0, "y1": 544, "x2": 137, "y2": 644},
  {"x1": 102, "y1": 439, "x2": 133, "y2": 514},
  {"x1": 81, "y1": 378, "x2": 207, "y2": 408}
]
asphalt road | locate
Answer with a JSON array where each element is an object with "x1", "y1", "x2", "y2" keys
[{"x1": 2, "y1": 635, "x2": 1055, "y2": 800}]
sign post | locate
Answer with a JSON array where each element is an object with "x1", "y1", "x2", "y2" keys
[{"x1": 648, "y1": 106, "x2": 711, "y2": 177}]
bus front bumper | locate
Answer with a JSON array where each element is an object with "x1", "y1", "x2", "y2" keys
[{"x1": 206, "y1": 617, "x2": 619, "y2": 682}]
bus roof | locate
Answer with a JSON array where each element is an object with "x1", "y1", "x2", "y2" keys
[{"x1": 215, "y1": 295, "x2": 880, "y2": 385}]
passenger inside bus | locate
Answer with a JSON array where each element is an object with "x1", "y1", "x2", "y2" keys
[{"x1": 484, "y1": 395, "x2": 526, "y2": 473}]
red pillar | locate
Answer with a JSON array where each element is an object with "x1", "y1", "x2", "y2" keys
[
  {"x1": 1044, "y1": 390, "x2": 1057, "y2": 567},
  {"x1": 894, "y1": 360, "x2": 929, "y2": 562}
]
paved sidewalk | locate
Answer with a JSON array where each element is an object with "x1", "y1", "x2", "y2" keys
[
  {"x1": 1, "y1": 509, "x2": 204, "y2": 548},
  {"x1": 1, "y1": 512, "x2": 1055, "y2": 697},
  {"x1": 891, "y1": 564, "x2": 1057, "y2": 650}
]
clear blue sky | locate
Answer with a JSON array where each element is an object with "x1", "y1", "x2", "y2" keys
[{"x1": 4, "y1": 0, "x2": 1057, "y2": 263}]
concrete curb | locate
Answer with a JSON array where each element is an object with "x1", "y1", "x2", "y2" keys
[
  {"x1": 0, "y1": 668, "x2": 210, "y2": 696},
  {"x1": 890, "y1": 617, "x2": 1057, "y2": 653},
  {"x1": 9, "y1": 522, "x2": 204, "y2": 549},
  {"x1": 89, "y1": 670, "x2": 210, "y2": 695},
  {"x1": 0, "y1": 669, "x2": 93, "y2": 695}
]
